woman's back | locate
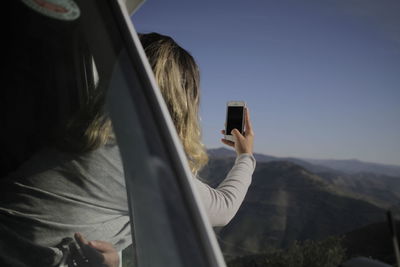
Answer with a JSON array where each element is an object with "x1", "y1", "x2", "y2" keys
[{"x1": 0, "y1": 144, "x2": 131, "y2": 251}]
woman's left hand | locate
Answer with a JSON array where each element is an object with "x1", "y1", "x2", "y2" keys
[{"x1": 221, "y1": 107, "x2": 254, "y2": 155}]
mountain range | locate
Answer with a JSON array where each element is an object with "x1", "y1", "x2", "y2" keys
[
  {"x1": 201, "y1": 148, "x2": 400, "y2": 262},
  {"x1": 208, "y1": 147, "x2": 400, "y2": 177}
]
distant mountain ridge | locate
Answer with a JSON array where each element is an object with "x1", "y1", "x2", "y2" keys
[
  {"x1": 307, "y1": 158, "x2": 400, "y2": 177},
  {"x1": 208, "y1": 147, "x2": 400, "y2": 177}
]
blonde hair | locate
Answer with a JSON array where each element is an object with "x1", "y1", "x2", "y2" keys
[
  {"x1": 140, "y1": 33, "x2": 208, "y2": 173},
  {"x1": 59, "y1": 32, "x2": 208, "y2": 173}
]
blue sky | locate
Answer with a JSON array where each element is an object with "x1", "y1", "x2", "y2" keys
[{"x1": 132, "y1": 0, "x2": 400, "y2": 165}]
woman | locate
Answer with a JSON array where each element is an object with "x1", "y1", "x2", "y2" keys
[
  {"x1": 0, "y1": 32, "x2": 255, "y2": 266},
  {"x1": 138, "y1": 32, "x2": 255, "y2": 225},
  {"x1": 81, "y1": 32, "x2": 256, "y2": 267}
]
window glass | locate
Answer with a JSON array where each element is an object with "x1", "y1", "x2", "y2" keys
[{"x1": 2, "y1": 1, "x2": 224, "y2": 266}]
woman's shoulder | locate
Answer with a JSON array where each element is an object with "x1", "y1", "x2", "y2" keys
[{"x1": 4, "y1": 144, "x2": 123, "y2": 185}]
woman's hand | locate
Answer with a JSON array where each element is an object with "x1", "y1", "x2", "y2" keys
[
  {"x1": 74, "y1": 233, "x2": 120, "y2": 267},
  {"x1": 221, "y1": 107, "x2": 254, "y2": 155}
]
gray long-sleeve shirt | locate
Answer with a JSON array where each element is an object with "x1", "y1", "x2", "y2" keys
[{"x1": 0, "y1": 144, "x2": 255, "y2": 261}]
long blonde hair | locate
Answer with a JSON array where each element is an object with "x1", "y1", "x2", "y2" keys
[
  {"x1": 140, "y1": 33, "x2": 208, "y2": 173},
  {"x1": 59, "y1": 32, "x2": 208, "y2": 173}
]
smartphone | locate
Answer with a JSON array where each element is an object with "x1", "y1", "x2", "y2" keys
[{"x1": 225, "y1": 101, "x2": 246, "y2": 142}]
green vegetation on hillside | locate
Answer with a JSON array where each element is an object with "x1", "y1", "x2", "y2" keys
[{"x1": 227, "y1": 236, "x2": 346, "y2": 267}]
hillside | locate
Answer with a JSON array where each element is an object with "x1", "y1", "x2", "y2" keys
[
  {"x1": 200, "y1": 157, "x2": 388, "y2": 259},
  {"x1": 318, "y1": 171, "x2": 400, "y2": 209}
]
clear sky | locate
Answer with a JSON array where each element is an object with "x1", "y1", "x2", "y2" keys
[{"x1": 132, "y1": 0, "x2": 400, "y2": 166}]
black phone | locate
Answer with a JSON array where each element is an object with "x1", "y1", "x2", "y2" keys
[{"x1": 225, "y1": 101, "x2": 246, "y2": 142}]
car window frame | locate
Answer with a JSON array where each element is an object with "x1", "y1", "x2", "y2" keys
[{"x1": 106, "y1": 1, "x2": 227, "y2": 266}]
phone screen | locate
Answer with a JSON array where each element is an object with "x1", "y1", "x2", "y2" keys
[{"x1": 226, "y1": 106, "x2": 244, "y2": 135}]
